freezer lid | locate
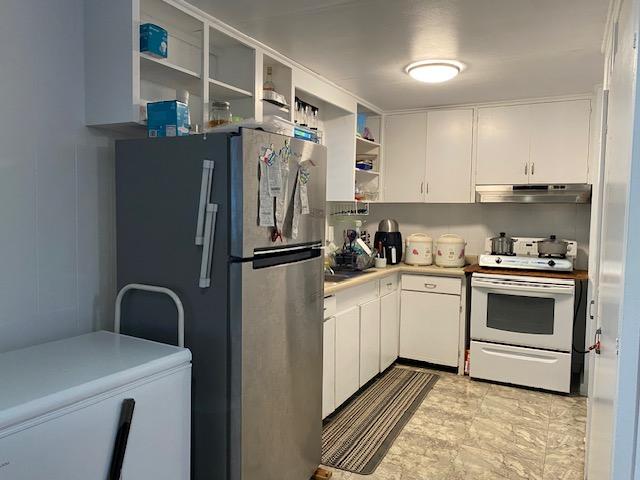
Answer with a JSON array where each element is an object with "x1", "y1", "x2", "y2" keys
[
  {"x1": 230, "y1": 129, "x2": 327, "y2": 259},
  {"x1": 0, "y1": 331, "x2": 191, "y2": 432}
]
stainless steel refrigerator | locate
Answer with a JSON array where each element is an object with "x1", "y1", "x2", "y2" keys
[{"x1": 115, "y1": 129, "x2": 326, "y2": 480}]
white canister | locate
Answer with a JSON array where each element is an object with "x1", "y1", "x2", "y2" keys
[
  {"x1": 435, "y1": 234, "x2": 466, "y2": 267},
  {"x1": 405, "y1": 233, "x2": 433, "y2": 266}
]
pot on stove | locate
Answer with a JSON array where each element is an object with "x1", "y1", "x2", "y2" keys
[
  {"x1": 537, "y1": 235, "x2": 569, "y2": 257},
  {"x1": 489, "y1": 232, "x2": 517, "y2": 256}
]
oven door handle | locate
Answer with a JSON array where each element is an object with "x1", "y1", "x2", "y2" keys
[{"x1": 472, "y1": 279, "x2": 574, "y2": 295}]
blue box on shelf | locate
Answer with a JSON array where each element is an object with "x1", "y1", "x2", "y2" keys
[
  {"x1": 140, "y1": 23, "x2": 168, "y2": 58},
  {"x1": 147, "y1": 101, "x2": 190, "y2": 138}
]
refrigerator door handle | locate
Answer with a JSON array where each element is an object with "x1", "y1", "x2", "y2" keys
[
  {"x1": 195, "y1": 160, "x2": 215, "y2": 246},
  {"x1": 199, "y1": 203, "x2": 219, "y2": 288}
]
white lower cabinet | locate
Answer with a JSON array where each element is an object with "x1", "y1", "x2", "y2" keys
[
  {"x1": 325, "y1": 272, "x2": 462, "y2": 417},
  {"x1": 334, "y1": 306, "x2": 361, "y2": 407},
  {"x1": 322, "y1": 316, "x2": 336, "y2": 419},
  {"x1": 359, "y1": 298, "x2": 381, "y2": 386},
  {"x1": 400, "y1": 289, "x2": 460, "y2": 367},
  {"x1": 380, "y1": 291, "x2": 400, "y2": 371}
]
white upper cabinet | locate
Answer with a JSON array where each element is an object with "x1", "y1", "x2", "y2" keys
[
  {"x1": 476, "y1": 100, "x2": 591, "y2": 185},
  {"x1": 425, "y1": 109, "x2": 474, "y2": 203},
  {"x1": 529, "y1": 100, "x2": 591, "y2": 184},
  {"x1": 383, "y1": 113, "x2": 427, "y2": 202},
  {"x1": 476, "y1": 104, "x2": 531, "y2": 185},
  {"x1": 384, "y1": 110, "x2": 474, "y2": 203}
]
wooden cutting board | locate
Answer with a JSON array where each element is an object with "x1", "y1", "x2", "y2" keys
[{"x1": 464, "y1": 264, "x2": 588, "y2": 281}]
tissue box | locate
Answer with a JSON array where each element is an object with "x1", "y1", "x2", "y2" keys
[
  {"x1": 140, "y1": 23, "x2": 168, "y2": 58},
  {"x1": 147, "y1": 101, "x2": 190, "y2": 137}
]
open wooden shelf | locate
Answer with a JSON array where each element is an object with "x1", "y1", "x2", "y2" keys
[
  {"x1": 355, "y1": 168, "x2": 380, "y2": 177},
  {"x1": 208, "y1": 78, "x2": 253, "y2": 100},
  {"x1": 140, "y1": 53, "x2": 201, "y2": 92},
  {"x1": 356, "y1": 136, "x2": 381, "y2": 156}
]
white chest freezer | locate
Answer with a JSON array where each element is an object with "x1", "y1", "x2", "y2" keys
[{"x1": 0, "y1": 331, "x2": 191, "y2": 480}]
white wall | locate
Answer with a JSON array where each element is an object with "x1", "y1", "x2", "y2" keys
[
  {"x1": 331, "y1": 203, "x2": 591, "y2": 269},
  {"x1": 0, "y1": 0, "x2": 116, "y2": 352}
]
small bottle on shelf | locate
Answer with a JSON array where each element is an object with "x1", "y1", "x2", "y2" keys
[{"x1": 263, "y1": 66, "x2": 275, "y2": 92}]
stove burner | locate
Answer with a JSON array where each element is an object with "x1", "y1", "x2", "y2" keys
[
  {"x1": 491, "y1": 252, "x2": 516, "y2": 256},
  {"x1": 538, "y1": 253, "x2": 567, "y2": 259}
]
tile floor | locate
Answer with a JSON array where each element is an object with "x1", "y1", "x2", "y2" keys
[{"x1": 324, "y1": 367, "x2": 587, "y2": 480}]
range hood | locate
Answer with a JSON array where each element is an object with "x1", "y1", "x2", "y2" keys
[{"x1": 475, "y1": 184, "x2": 592, "y2": 204}]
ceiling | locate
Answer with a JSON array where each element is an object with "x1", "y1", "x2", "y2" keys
[{"x1": 191, "y1": 0, "x2": 610, "y2": 111}]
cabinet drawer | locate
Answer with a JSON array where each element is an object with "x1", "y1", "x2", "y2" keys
[
  {"x1": 379, "y1": 275, "x2": 399, "y2": 294},
  {"x1": 401, "y1": 274, "x2": 461, "y2": 295},
  {"x1": 336, "y1": 281, "x2": 378, "y2": 313},
  {"x1": 470, "y1": 341, "x2": 571, "y2": 393},
  {"x1": 324, "y1": 296, "x2": 337, "y2": 319}
]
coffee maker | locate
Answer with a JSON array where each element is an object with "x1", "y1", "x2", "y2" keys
[{"x1": 374, "y1": 219, "x2": 402, "y2": 264}]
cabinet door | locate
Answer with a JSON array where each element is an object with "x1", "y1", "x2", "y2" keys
[
  {"x1": 359, "y1": 298, "x2": 381, "y2": 386},
  {"x1": 335, "y1": 306, "x2": 360, "y2": 406},
  {"x1": 380, "y1": 291, "x2": 399, "y2": 371},
  {"x1": 383, "y1": 113, "x2": 427, "y2": 202},
  {"x1": 425, "y1": 109, "x2": 474, "y2": 202},
  {"x1": 476, "y1": 105, "x2": 530, "y2": 185},
  {"x1": 529, "y1": 100, "x2": 591, "y2": 184},
  {"x1": 400, "y1": 291, "x2": 460, "y2": 367},
  {"x1": 322, "y1": 317, "x2": 336, "y2": 418}
]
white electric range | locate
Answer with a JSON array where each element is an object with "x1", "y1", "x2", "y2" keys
[{"x1": 470, "y1": 236, "x2": 578, "y2": 393}]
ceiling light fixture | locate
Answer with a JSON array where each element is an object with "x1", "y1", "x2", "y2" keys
[{"x1": 405, "y1": 60, "x2": 465, "y2": 83}]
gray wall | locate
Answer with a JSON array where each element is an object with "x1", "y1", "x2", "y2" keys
[
  {"x1": 0, "y1": 0, "x2": 116, "y2": 352},
  {"x1": 330, "y1": 203, "x2": 591, "y2": 269}
]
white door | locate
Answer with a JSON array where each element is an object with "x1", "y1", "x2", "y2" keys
[
  {"x1": 588, "y1": 0, "x2": 640, "y2": 477},
  {"x1": 334, "y1": 306, "x2": 360, "y2": 406},
  {"x1": 529, "y1": 100, "x2": 591, "y2": 184},
  {"x1": 322, "y1": 317, "x2": 336, "y2": 418},
  {"x1": 400, "y1": 291, "x2": 460, "y2": 367},
  {"x1": 425, "y1": 109, "x2": 474, "y2": 203},
  {"x1": 383, "y1": 113, "x2": 427, "y2": 202},
  {"x1": 359, "y1": 298, "x2": 381, "y2": 386},
  {"x1": 476, "y1": 104, "x2": 530, "y2": 185},
  {"x1": 380, "y1": 291, "x2": 399, "y2": 371}
]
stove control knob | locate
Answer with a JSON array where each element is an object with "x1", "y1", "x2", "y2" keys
[
  {"x1": 495, "y1": 258, "x2": 502, "y2": 264},
  {"x1": 548, "y1": 260, "x2": 556, "y2": 267}
]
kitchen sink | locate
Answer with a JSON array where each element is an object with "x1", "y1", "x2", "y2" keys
[{"x1": 324, "y1": 270, "x2": 370, "y2": 283}]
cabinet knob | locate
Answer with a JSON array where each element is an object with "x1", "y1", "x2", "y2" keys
[{"x1": 424, "y1": 283, "x2": 437, "y2": 289}]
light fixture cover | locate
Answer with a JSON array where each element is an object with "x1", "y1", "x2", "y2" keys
[{"x1": 405, "y1": 60, "x2": 465, "y2": 83}]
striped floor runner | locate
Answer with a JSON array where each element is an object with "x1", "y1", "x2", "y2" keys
[{"x1": 322, "y1": 366, "x2": 438, "y2": 474}]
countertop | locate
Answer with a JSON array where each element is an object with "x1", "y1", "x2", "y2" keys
[
  {"x1": 464, "y1": 264, "x2": 589, "y2": 281},
  {"x1": 324, "y1": 263, "x2": 467, "y2": 295}
]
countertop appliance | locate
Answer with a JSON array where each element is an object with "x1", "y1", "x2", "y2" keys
[
  {"x1": 479, "y1": 236, "x2": 577, "y2": 272},
  {"x1": 470, "y1": 235, "x2": 579, "y2": 393},
  {"x1": 115, "y1": 129, "x2": 326, "y2": 480},
  {"x1": 374, "y1": 219, "x2": 402, "y2": 265},
  {"x1": 405, "y1": 233, "x2": 433, "y2": 265},
  {"x1": 435, "y1": 234, "x2": 466, "y2": 268},
  {"x1": 0, "y1": 331, "x2": 191, "y2": 479}
]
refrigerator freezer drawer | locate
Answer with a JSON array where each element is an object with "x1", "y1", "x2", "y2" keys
[{"x1": 470, "y1": 341, "x2": 571, "y2": 393}]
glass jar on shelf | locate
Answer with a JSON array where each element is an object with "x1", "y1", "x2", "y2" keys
[{"x1": 209, "y1": 100, "x2": 232, "y2": 128}]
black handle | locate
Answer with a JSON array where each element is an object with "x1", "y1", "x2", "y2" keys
[{"x1": 108, "y1": 398, "x2": 136, "y2": 480}]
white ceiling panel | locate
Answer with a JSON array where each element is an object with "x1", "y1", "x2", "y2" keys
[{"x1": 191, "y1": 0, "x2": 610, "y2": 110}]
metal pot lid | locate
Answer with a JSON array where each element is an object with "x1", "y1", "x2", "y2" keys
[
  {"x1": 378, "y1": 219, "x2": 399, "y2": 233},
  {"x1": 490, "y1": 232, "x2": 516, "y2": 242},
  {"x1": 538, "y1": 235, "x2": 568, "y2": 244}
]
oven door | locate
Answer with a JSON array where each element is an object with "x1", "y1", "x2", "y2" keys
[{"x1": 471, "y1": 274, "x2": 575, "y2": 352}]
